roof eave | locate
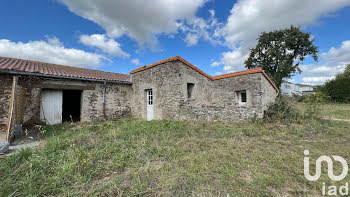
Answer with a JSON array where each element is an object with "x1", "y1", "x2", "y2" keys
[
  {"x1": 130, "y1": 56, "x2": 279, "y2": 92},
  {"x1": 0, "y1": 69, "x2": 133, "y2": 84}
]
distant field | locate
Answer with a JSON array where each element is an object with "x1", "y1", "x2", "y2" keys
[
  {"x1": 320, "y1": 103, "x2": 350, "y2": 120},
  {"x1": 297, "y1": 102, "x2": 350, "y2": 120},
  {"x1": 1, "y1": 106, "x2": 350, "y2": 196}
]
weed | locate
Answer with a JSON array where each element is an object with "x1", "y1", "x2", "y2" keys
[{"x1": 0, "y1": 114, "x2": 349, "y2": 196}]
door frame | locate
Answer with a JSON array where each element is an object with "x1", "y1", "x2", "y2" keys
[
  {"x1": 146, "y1": 89, "x2": 154, "y2": 120},
  {"x1": 40, "y1": 89, "x2": 63, "y2": 125}
]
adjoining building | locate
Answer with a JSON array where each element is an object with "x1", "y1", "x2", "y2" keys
[
  {"x1": 281, "y1": 80, "x2": 315, "y2": 96},
  {"x1": 0, "y1": 56, "x2": 278, "y2": 141},
  {"x1": 281, "y1": 80, "x2": 302, "y2": 96},
  {"x1": 297, "y1": 84, "x2": 315, "y2": 96},
  {"x1": 0, "y1": 56, "x2": 132, "y2": 141}
]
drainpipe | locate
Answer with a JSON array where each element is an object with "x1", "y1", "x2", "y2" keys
[{"x1": 102, "y1": 81, "x2": 107, "y2": 119}]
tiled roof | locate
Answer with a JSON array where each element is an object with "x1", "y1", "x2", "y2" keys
[
  {"x1": 0, "y1": 56, "x2": 131, "y2": 83},
  {"x1": 130, "y1": 56, "x2": 279, "y2": 92}
]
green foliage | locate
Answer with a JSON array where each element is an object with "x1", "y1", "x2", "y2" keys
[
  {"x1": 303, "y1": 93, "x2": 328, "y2": 119},
  {"x1": 265, "y1": 93, "x2": 328, "y2": 121},
  {"x1": 264, "y1": 95, "x2": 301, "y2": 122},
  {"x1": 73, "y1": 144, "x2": 91, "y2": 176},
  {"x1": 0, "y1": 118, "x2": 349, "y2": 196},
  {"x1": 291, "y1": 94, "x2": 306, "y2": 102},
  {"x1": 245, "y1": 26, "x2": 319, "y2": 88},
  {"x1": 343, "y1": 64, "x2": 350, "y2": 76},
  {"x1": 319, "y1": 64, "x2": 350, "y2": 103}
]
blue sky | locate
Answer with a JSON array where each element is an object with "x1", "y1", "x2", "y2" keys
[{"x1": 1, "y1": 0, "x2": 350, "y2": 85}]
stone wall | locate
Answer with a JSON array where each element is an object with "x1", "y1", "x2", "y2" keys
[
  {"x1": 131, "y1": 60, "x2": 277, "y2": 122},
  {"x1": 177, "y1": 67, "x2": 266, "y2": 121},
  {"x1": 0, "y1": 74, "x2": 133, "y2": 126},
  {"x1": 81, "y1": 82, "x2": 132, "y2": 122},
  {"x1": 261, "y1": 75, "x2": 278, "y2": 111},
  {"x1": 0, "y1": 74, "x2": 13, "y2": 127},
  {"x1": 0, "y1": 60, "x2": 277, "y2": 126}
]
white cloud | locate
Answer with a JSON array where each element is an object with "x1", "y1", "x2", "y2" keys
[
  {"x1": 184, "y1": 33, "x2": 199, "y2": 46},
  {"x1": 80, "y1": 34, "x2": 129, "y2": 57},
  {"x1": 214, "y1": 71, "x2": 223, "y2": 76},
  {"x1": 215, "y1": 0, "x2": 350, "y2": 72},
  {"x1": 221, "y1": 49, "x2": 249, "y2": 72},
  {"x1": 211, "y1": 61, "x2": 221, "y2": 67},
  {"x1": 131, "y1": 58, "x2": 140, "y2": 65},
  {"x1": 285, "y1": 78, "x2": 295, "y2": 84},
  {"x1": 302, "y1": 76, "x2": 335, "y2": 84},
  {"x1": 59, "y1": 0, "x2": 207, "y2": 46},
  {"x1": 300, "y1": 40, "x2": 350, "y2": 84},
  {"x1": 0, "y1": 37, "x2": 106, "y2": 67},
  {"x1": 322, "y1": 40, "x2": 350, "y2": 64},
  {"x1": 309, "y1": 66, "x2": 334, "y2": 74},
  {"x1": 300, "y1": 64, "x2": 345, "y2": 85},
  {"x1": 180, "y1": 10, "x2": 223, "y2": 47}
]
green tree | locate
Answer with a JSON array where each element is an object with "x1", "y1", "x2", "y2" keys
[
  {"x1": 320, "y1": 64, "x2": 350, "y2": 103},
  {"x1": 245, "y1": 26, "x2": 319, "y2": 88},
  {"x1": 341, "y1": 64, "x2": 350, "y2": 77}
]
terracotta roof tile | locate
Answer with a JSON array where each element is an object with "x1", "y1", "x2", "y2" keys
[
  {"x1": 0, "y1": 56, "x2": 131, "y2": 83},
  {"x1": 130, "y1": 56, "x2": 279, "y2": 92}
]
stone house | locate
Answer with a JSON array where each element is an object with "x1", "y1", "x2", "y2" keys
[
  {"x1": 0, "y1": 56, "x2": 278, "y2": 141},
  {"x1": 131, "y1": 56, "x2": 278, "y2": 121}
]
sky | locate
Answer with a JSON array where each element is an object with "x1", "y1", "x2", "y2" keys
[{"x1": 1, "y1": 0, "x2": 350, "y2": 85}]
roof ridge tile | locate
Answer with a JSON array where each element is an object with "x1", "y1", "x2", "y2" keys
[{"x1": 130, "y1": 56, "x2": 278, "y2": 92}]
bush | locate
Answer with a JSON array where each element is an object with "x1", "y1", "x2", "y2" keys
[
  {"x1": 303, "y1": 92, "x2": 328, "y2": 119},
  {"x1": 321, "y1": 76, "x2": 350, "y2": 103},
  {"x1": 291, "y1": 94, "x2": 308, "y2": 102},
  {"x1": 264, "y1": 95, "x2": 301, "y2": 122},
  {"x1": 319, "y1": 64, "x2": 350, "y2": 103}
]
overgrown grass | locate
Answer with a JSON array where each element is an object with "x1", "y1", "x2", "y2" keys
[
  {"x1": 1, "y1": 117, "x2": 350, "y2": 196},
  {"x1": 297, "y1": 102, "x2": 350, "y2": 120},
  {"x1": 320, "y1": 103, "x2": 350, "y2": 120}
]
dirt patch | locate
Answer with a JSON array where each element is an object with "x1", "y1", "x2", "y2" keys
[
  {"x1": 240, "y1": 170, "x2": 253, "y2": 183},
  {"x1": 0, "y1": 127, "x2": 45, "y2": 157},
  {"x1": 323, "y1": 118, "x2": 350, "y2": 122}
]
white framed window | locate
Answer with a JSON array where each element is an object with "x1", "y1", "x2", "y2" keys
[
  {"x1": 147, "y1": 89, "x2": 153, "y2": 106},
  {"x1": 237, "y1": 90, "x2": 247, "y2": 105}
]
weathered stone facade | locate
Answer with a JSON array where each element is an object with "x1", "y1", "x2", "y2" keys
[
  {"x1": 81, "y1": 82, "x2": 132, "y2": 122},
  {"x1": 0, "y1": 75, "x2": 13, "y2": 127},
  {"x1": 0, "y1": 74, "x2": 132, "y2": 126},
  {"x1": 0, "y1": 56, "x2": 277, "y2": 128},
  {"x1": 131, "y1": 60, "x2": 277, "y2": 122}
]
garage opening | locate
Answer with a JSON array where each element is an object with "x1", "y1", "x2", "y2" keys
[{"x1": 62, "y1": 90, "x2": 82, "y2": 122}]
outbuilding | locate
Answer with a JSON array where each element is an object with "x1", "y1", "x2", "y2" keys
[
  {"x1": 0, "y1": 55, "x2": 278, "y2": 142},
  {"x1": 0, "y1": 57, "x2": 133, "y2": 141}
]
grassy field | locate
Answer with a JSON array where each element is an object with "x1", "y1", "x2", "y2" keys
[
  {"x1": 320, "y1": 103, "x2": 350, "y2": 120},
  {"x1": 1, "y1": 106, "x2": 350, "y2": 196},
  {"x1": 297, "y1": 102, "x2": 350, "y2": 120}
]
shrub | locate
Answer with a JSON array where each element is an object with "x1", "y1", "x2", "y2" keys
[
  {"x1": 264, "y1": 95, "x2": 301, "y2": 122},
  {"x1": 319, "y1": 64, "x2": 350, "y2": 103},
  {"x1": 291, "y1": 94, "x2": 307, "y2": 102},
  {"x1": 303, "y1": 92, "x2": 328, "y2": 119},
  {"x1": 321, "y1": 76, "x2": 350, "y2": 103}
]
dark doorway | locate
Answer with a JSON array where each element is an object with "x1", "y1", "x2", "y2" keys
[{"x1": 62, "y1": 90, "x2": 82, "y2": 122}]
